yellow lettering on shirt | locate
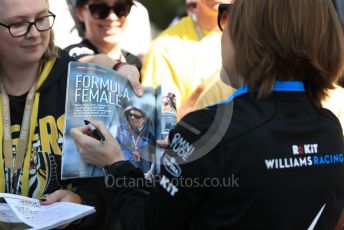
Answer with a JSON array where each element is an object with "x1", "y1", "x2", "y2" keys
[{"x1": 39, "y1": 116, "x2": 61, "y2": 155}]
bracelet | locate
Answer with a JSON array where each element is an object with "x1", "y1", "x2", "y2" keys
[{"x1": 112, "y1": 62, "x2": 127, "y2": 71}]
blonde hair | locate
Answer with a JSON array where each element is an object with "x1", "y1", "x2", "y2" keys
[
  {"x1": 42, "y1": 0, "x2": 59, "y2": 61},
  {"x1": 41, "y1": 30, "x2": 59, "y2": 61},
  {"x1": 228, "y1": 0, "x2": 344, "y2": 106}
]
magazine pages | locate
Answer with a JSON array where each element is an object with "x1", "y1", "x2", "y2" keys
[{"x1": 61, "y1": 62, "x2": 176, "y2": 179}]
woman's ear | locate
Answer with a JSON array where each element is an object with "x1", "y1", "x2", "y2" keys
[{"x1": 75, "y1": 6, "x2": 85, "y2": 23}]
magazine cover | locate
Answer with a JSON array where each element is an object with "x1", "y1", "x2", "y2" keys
[{"x1": 61, "y1": 62, "x2": 176, "y2": 179}]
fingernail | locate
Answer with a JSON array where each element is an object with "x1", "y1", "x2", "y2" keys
[{"x1": 39, "y1": 194, "x2": 49, "y2": 201}]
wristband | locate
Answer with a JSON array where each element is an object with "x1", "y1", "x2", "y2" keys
[{"x1": 112, "y1": 62, "x2": 127, "y2": 71}]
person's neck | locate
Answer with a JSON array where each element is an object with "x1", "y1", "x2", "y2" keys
[
  {"x1": 195, "y1": 6, "x2": 219, "y2": 32},
  {"x1": 1, "y1": 62, "x2": 40, "y2": 96}
]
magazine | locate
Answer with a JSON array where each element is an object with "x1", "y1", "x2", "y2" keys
[
  {"x1": 61, "y1": 61, "x2": 177, "y2": 179},
  {"x1": 0, "y1": 193, "x2": 95, "y2": 230}
]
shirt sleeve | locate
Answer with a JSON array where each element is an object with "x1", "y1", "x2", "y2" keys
[
  {"x1": 109, "y1": 109, "x2": 215, "y2": 230},
  {"x1": 71, "y1": 178, "x2": 115, "y2": 229}
]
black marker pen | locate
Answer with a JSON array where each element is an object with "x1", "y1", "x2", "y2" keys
[{"x1": 84, "y1": 120, "x2": 105, "y2": 143}]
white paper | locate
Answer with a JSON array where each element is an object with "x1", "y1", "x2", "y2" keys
[
  {"x1": 0, "y1": 203, "x2": 22, "y2": 223},
  {"x1": 0, "y1": 193, "x2": 95, "y2": 230}
]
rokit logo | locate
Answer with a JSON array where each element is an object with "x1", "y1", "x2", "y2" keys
[
  {"x1": 160, "y1": 175, "x2": 179, "y2": 196},
  {"x1": 265, "y1": 143, "x2": 344, "y2": 170},
  {"x1": 292, "y1": 144, "x2": 318, "y2": 155}
]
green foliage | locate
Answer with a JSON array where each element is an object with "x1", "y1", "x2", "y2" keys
[{"x1": 139, "y1": 0, "x2": 185, "y2": 30}]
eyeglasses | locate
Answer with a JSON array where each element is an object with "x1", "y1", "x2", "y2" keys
[
  {"x1": 0, "y1": 12, "x2": 55, "y2": 38},
  {"x1": 217, "y1": 3, "x2": 231, "y2": 31},
  {"x1": 86, "y1": 2, "x2": 133, "y2": 20}
]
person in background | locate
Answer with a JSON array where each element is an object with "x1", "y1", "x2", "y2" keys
[
  {"x1": 65, "y1": 0, "x2": 142, "y2": 70},
  {"x1": 49, "y1": 0, "x2": 82, "y2": 48},
  {"x1": 186, "y1": 0, "x2": 197, "y2": 15},
  {"x1": 71, "y1": 0, "x2": 344, "y2": 229},
  {"x1": 169, "y1": 0, "x2": 197, "y2": 27},
  {"x1": 193, "y1": 77, "x2": 234, "y2": 110},
  {"x1": 0, "y1": 0, "x2": 142, "y2": 228},
  {"x1": 120, "y1": 1, "x2": 152, "y2": 61},
  {"x1": 141, "y1": 0, "x2": 232, "y2": 120}
]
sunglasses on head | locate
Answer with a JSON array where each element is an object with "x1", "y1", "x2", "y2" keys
[
  {"x1": 86, "y1": 2, "x2": 133, "y2": 20},
  {"x1": 217, "y1": 3, "x2": 231, "y2": 31}
]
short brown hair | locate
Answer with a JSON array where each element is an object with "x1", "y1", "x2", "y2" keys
[{"x1": 228, "y1": 0, "x2": 344, "y2": 106}]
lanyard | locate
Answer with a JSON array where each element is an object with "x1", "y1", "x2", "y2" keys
[
  {"x1": 131, "y1": 128, "x2": 144, "y2": 161},
  {"x1": 191, "y1": 13, "x2": 205, "y2": 40},
  {"x1": 216, "y1": 81, "x2": 305, "y2": 105},
  {"x1": 0, "y1": 81, "x2": 36, "y2": 170}
]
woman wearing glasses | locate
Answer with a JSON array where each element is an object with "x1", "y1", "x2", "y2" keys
[
  {"x1": 72, "y1": 0, "x2": 344, "y2": 229},
  {"x1": 65, "y1": 0, "x2": 142, "y2": 71},
  {"x1": 0, "y1": 0, "x2": 143, "y2": 229}
]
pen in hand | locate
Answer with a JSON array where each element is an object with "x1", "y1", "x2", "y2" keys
[{"x1": 84, "y1": 120, "x2": 105, "y2": 143}]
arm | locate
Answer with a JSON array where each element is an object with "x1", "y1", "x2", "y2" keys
[{"x1": 70, "y1": 121, "x2": 201, "y2": 230}]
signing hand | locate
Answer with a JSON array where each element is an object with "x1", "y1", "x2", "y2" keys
[{"x1": 70, "y1": 120, "x2": 125, "y2": 168}]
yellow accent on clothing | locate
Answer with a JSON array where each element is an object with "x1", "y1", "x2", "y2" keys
[
  {"x1": 21, "y1": 92, "x2": 40, "y2": 196},
  {"x1": 37, "y1": 58, "x2": 56, "y2": 90},
  {"x1": 0, "y1": 57, "x2": 56, "y2": 196},
  {"x1": 141, "y1": 16, "x2": 222, "y2": 110},
  {"x1": 194, "y1": 78, "x2": 235, "y2": 111}
]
